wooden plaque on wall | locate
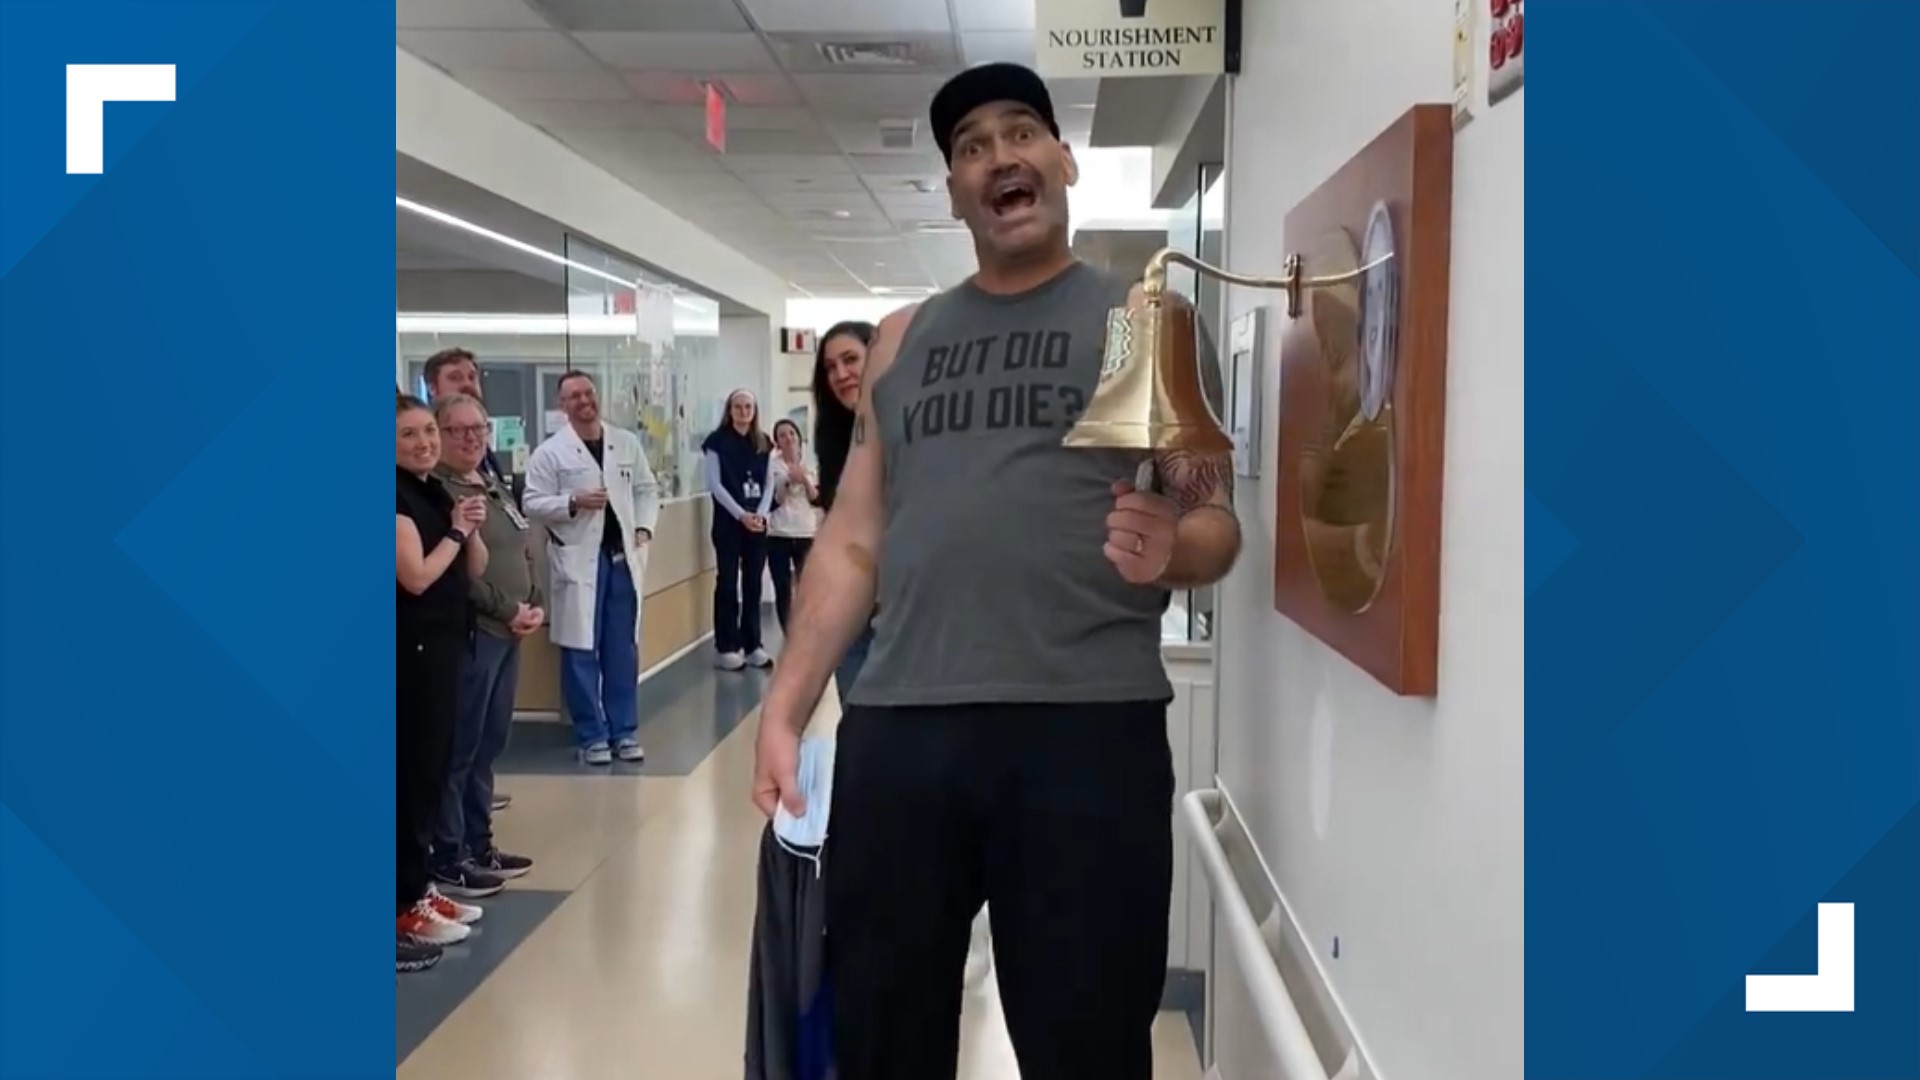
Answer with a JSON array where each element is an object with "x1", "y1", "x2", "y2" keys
[{"x1": 1273, "y1": 105, "x2": 1454, "y2": 697}]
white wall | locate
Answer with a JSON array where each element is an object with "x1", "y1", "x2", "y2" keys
[
  {"x1": 778, "y1": 297, "x2": 908, "y2": 421},
  {"x1": 397, "y1": 269, "x2": 558, "y2": 315},
  {"x1": 784, "y1": 297, "x2": 904, "y2": 334},
  {"x1": 1211, "y1": 3, "x2": 1524, "y2": 1079},
  {"x1": 715, "y1": 314, "x2": 774, "y2": 420},
  {"x1": 395, "y1": 47, "x2": 790, "y2": 332}
]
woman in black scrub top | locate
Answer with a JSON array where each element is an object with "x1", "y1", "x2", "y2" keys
[{"x1": 394, "y1": 395, "x2": 489, "y2": 971}]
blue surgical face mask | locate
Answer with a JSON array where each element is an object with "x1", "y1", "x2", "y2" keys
[{"x1": 772, "y1": 737, "x2": 836, "y2": 864}]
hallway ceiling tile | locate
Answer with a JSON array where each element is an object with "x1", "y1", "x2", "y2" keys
[
  {"x1": 653, "y1": 104, "x2": 819, "y2": 134},
  {"x1": 575, "y1": 32, "x2": 777, "y2": 71},
  {"x1": 623, "y1": 72, "x2": 800, "y2": 107},
  {"x1": 741, "y1": 171, "x2": 869, "y2": 195},
  {"x1": 959, "y1": 30, "x2": 1035, "y2": 67},
  {"x1": 764, "y1": 32, "x2": 959, "y2": 75},
  {"x1": 400, "y1": 0, "x2": 1119, "y2": 297},
  {"x1": 397, "y1": 0, "x2": 549, "y2": 31},
  {"x1": 397, "y1": 29, "x2": 596, "y2": 69},
  {"x1": 952, "y1": 0, "x2": 1038, "y2": 32},
  {"x1": 538, "y1": 0, "x2": 751, "y2": 33},
  {"x1": 738, "y1": 0, "x2": 954, "y2": 34},
  {"x1": 455, "y1": 67, "x2": 631, "y2": 101},
  {"x1": 706, "y1": 129, "x2": 838, "y2": 156},
  {"x1": 501, "y1": 98, "x2": 656, "y2": 129}
]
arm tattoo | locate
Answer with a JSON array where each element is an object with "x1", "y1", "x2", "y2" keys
[{"x1": 1154, "y1": 449, "x2": 1235, "y2": 513}]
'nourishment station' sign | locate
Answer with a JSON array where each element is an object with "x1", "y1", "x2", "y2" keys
[
  {"x1": 1035, "y1": 0, "x2": 1228, "y2": 77},
  {"x1": 1036, "y1": 0, "x2": 1228, "y2": 77}
]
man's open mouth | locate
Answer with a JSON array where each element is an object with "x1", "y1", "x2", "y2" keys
[{"x1": 989, "y1": 178, "x2": 1038, "y2": 217}]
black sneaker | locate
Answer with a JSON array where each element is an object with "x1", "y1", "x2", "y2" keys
[
  {"x1": 431, "y1": 860, "x2": 506, "y2": 899},
  {"x1": 398, "y1": 935, "x2": 442, "y2": 974},
  {"x1": 475, "y1": 847, "x2": 533, "y2": 879}
]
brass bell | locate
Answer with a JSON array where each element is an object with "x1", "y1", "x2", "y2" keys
[{"x1": 1062, "y1": 288, "x2": 1232, "y2": 455}]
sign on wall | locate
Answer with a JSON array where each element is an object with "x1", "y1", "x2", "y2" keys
[
  {"x1": 1488, "y1": 0, "x2": 1524, "y2": 104},
  {"x1": 634, "y1": 282, "x2": 676, "y2": 352},
  {"x1": 780, "y1": 327, "x2": 817, "y2": 355},
  {"x1": 1035, "y1": 0, "x2": 1228, "y2": 78}
]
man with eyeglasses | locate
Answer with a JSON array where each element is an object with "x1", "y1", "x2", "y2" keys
[
  {"x1": 423, "y1": 347, "x2": 515, "y2": 813},
  {"x1": 524, "y1": 371, "x2": 660, "y2": 766},
  {"x1": 427, "y1": 394, "x2": 543, "y2": 899},
  {"x1": 424, "y1": 348, "x2": 508, "y2": 483}
]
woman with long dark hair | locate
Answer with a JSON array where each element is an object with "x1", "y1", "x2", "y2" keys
[
  {"x1": 704, "y1": 389, "x2": 775, "y2": 670},
  {"x1": 808, "y1": 320, "x2": 995, "y2": 985},
  {"x1": 809, "y1": 322, "x2": 876, "y2": 700}
]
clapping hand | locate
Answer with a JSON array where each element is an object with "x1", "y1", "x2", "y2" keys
[{"x1": 457, "y1": 496, "x2": 488, "y2": 529}]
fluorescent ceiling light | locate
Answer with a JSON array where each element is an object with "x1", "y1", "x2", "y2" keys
[
  {"x1": 396, "y1": 196, "x2": 638, "y2": 291},
  {"x1": 397, "y1": 312, "x2": 721, "y2": 337}
]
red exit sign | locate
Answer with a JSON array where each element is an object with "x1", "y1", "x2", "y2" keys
[{"x1": 705, "y1": 83, "x2": 726, "y2": 153}]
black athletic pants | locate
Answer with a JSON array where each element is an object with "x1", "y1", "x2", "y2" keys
[
  {"x1": 766, "y1": 535, "x2": 812, "y2": 633},
  {"x1": 397, "y1": 626, "x2": 463, "y2": 915},
  {"x1": 827, "y1": 700, "x2": 1174, "y2": 1080}
]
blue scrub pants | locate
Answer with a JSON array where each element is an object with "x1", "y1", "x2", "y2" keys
[{"x1": 560, "y1": 550, "x2": 638, "y2": 749}]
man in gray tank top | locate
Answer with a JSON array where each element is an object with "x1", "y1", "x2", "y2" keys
[{"x1": 753, "y1": 62, "x2": 1242, "y2": 1080}]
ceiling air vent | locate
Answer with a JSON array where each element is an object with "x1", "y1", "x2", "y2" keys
[
  {"x1": 878, "y1": 120, "x2": 917, "y2": 151},
  {"x1": 817, "y1": 41, "x2": 922, "y2": 68}
]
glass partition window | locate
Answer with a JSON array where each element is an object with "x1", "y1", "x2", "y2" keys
[
  {"x1": 396, "y1": 324, "x2": 560, "y2": 481},
  {"x1": 561, "y1": 235, "x2": 722, "y2": 501}
]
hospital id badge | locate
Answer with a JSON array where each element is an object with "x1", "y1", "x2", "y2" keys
[{"x1": 500, "y1": 499, "x2": 530, "y2": 531}]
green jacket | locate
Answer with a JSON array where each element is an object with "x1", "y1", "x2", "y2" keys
[{"x1": 435, "y1": 465, "x2": 543, "y2": 639}]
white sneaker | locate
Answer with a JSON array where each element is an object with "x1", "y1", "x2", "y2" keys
[
  {"x1": 718, "y1": 651, "x2": 746, "y2": 671},
  {"x1": 747, "y1": 648, "x2": 773, "y2": 668},
  {"x1": 400, "y1": 898, "x2": 471, "y2": 945},
  {"x1": 424, "y1": 885, "x2": 484, "y2": 926},
  {"x1": 615, "y1": 737, "x2": 645, "y2": 762}
]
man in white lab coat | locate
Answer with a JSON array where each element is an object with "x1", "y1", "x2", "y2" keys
[{"x1": 525, "y1": 370, "x2": 661, "y2": 766}]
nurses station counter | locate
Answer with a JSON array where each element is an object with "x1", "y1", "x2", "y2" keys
[{"x1": 515, "y1": 494, "x2": 719, "y2": 716}]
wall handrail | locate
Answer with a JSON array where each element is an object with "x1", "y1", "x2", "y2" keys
[{"x1": 1181, "y1": 788, "x2": 1334, "y2": 1080}]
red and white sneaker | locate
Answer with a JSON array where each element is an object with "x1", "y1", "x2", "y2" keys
[
  {"x1": 425, "y1": 885, "x2": 483, "y2": 926},
  {"x1": 398, "y1": 898, "x2": 470, "y2": 946}
]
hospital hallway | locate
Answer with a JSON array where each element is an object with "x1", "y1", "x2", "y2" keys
[{"x1": 394, "y1": 637, "x2": 1205, "y2": 1080}]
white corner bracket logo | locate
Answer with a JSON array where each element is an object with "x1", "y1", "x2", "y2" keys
[
  {"x1": 66, "y1": 64, "x2": 176, "y2": 174},
  {"x1": 1745, "y1": 902, "x2": 1855, "y2": 1013}
]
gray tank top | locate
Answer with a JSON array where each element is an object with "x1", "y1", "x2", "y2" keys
[{"x1": 849, "y1": 262, "x2": 1174, "y2": 707}]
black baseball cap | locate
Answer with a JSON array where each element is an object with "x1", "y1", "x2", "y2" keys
[{"x1": 930, "y1": 62, "x2": 1060, "y2": 164}]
